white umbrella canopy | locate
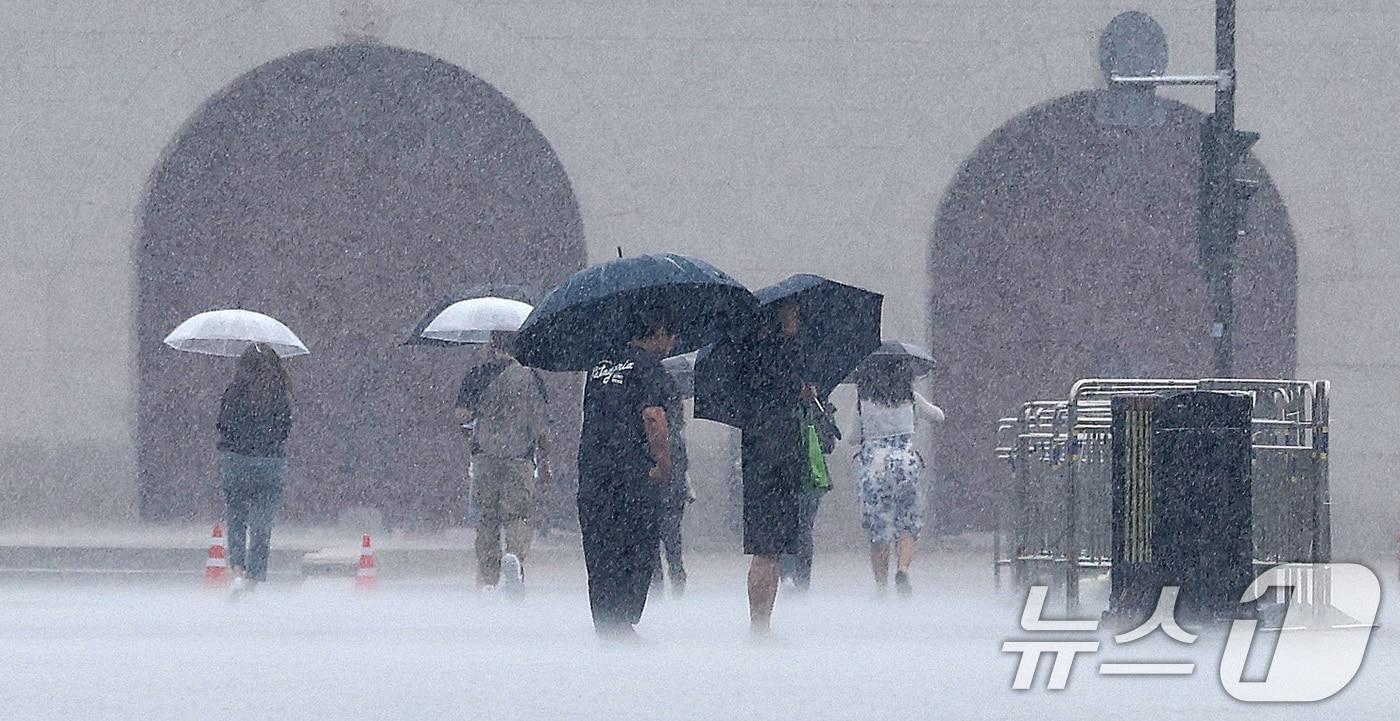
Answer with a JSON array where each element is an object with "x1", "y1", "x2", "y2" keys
[
  {"x1": 420, "y1": 297, "x2": 534, "y2": 345},
  {"x1": 163, "y1": 309, "x2": 309, "y2": 358}
]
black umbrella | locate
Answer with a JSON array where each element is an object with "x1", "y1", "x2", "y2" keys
[
  {"x1": 514, "y1": 253, "x2": 757, "y2": 371},
  {"x1": 404, "y1": 284, "x2": 538, "y2": 347},
  {"x1": 845, "y1": 340, "x2": 936, "y2": 384},
  {"x1": 695, "y1": 274, "x2": 882, "y2": 426}
]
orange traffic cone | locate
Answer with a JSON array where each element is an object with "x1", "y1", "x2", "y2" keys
[
  {"x1": 355, "y1": 533, "x2": 377, "y2": 591},
  {"x1": 204, "y1": 523, "x2": 229, "y2": 589}
]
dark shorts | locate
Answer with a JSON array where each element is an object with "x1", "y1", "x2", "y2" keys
[
  {"x1": 743, "y1": 477, "x2": 801, "y2": 556},
  {"x1": 741, "y1": 430, "x2": 804, "y2": 556},
  {"x1": 739, "y1": 448, "x2": 806, "y2": 557}
]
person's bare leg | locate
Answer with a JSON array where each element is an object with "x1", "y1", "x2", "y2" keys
[
  {"x1": 748, "y1": 554, "x2": 780, "y2": 634},
  {"x1": 896, "y1": 534, "x2": 917, "y2": 574},
  {"x1": 870, "y1": 542, "x2": 890, "y2": 588},
  {"x1": 893, "y1": 534, "x2": 917, "y2": 596}
]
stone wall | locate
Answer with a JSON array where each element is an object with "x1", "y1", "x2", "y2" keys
[{"x1": 1, "y1": 0, "x2": 1396, "y2": 554}]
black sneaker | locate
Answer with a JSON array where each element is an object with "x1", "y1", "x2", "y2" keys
[
  {"x1": 596, "y1": 622, "x2": 639, "y2": 642},
  {"x1": 895, "y1": 571, "x2": 912, "y2": 597}
]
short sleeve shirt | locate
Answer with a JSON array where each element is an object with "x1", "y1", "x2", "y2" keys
[
  {"x1": 578, "y1": 346, "x2": 672, "y2": 487},
  {"x1": 471, "y1": 361, "x2": 548, "y2": 458}
]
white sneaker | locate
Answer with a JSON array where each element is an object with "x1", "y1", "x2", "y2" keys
[{"x1": 500, "y1": 553, "x2": 524, "y2": 598}]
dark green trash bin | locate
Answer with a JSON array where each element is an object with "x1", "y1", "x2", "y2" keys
[{"x1": 1109, "y1": 390, "x2": 1254, "y2": 623}]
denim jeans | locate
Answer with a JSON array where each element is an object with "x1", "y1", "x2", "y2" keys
[{"x1": 220, "y1": 451, "x2": 287, "y2": 582}]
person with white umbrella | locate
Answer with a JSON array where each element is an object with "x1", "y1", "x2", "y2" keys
[
  {"x1": 417, "y1": 296, "x2": 551, "y2": 591},
  {"x1": 216, "y1": 345, "x2": 293, "y2": 592},
  {"x1": 456, "y1": 332, "x2": 551, "y2": 592},
  {"x1": 164, "y1": 309, "x2": 307, "y2": 593}
]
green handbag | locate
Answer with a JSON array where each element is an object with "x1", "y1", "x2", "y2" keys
[{"x1": 804, "y1": 421, "x2": 832, "y2": 491}]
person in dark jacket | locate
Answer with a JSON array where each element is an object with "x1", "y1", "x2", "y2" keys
[
  {"x1": 741, "y1": 300, "x2": 814, "y2": 635},
  {"x1": 577, "y1": 312, "x2": 677, "y2": 638},
  {"x1": 216, "y1": 344, "x2": 292, "y2": 590},
  {"x1": 651, "y1": 380, "x2": 692, "y2": 597},
  {"x1": 779, "y1": 395, "x2": 840, "y2": 591}
]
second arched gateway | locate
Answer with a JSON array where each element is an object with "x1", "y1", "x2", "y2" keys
[{"x1": 928, "y1": 90, "x2": 1298, "y2": 532}]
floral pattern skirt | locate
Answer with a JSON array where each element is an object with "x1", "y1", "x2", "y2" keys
[{"x1": 857, "y1": 435, "x2": 925, "y2": 544}]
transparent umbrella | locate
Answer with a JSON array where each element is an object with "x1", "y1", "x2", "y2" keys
[
  {"x1": 163, "y1": 309, "x2": 309, "y2": 358},
  {"x1": 418, "y1": 297, "x2": 534, "y2": 345},
  {"x1": 404, "y1": 284, "x2": 539, "y2": 347}
]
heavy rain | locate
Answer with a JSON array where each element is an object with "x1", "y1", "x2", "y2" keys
[{"x1": 1, "y1": 2, "x2": 1395, "y2": 720}]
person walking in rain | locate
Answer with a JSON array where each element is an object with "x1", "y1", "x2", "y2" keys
[
  {"x1": 456, "y1": 331, "x2": 552, "y2": 590},
  {"x1": 852, "y1": 364, "x2": 944, "y2": 595},
  {"x1": 576, "y1": 311, "x2": 678, "y2": 638},
  {"x1": 217, "y1": 345, "x2": 292, "y2": 593},
  {"x1": 779, "y1": 393, "x2": 840, "y2": 591},
  {"x1": 740, "y1": 300, "x2": 814, "y2": 634},
  {"x1": 651, "y1": 379, "x2": 693, "y2": 597}
]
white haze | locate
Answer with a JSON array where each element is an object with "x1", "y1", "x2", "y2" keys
[{"x1": 1, "y1": 552, "x2": 1396, "y2": 720}]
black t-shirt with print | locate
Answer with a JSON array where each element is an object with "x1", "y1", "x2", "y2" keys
[{"x1": 578, "y1": 345, "x2": 673, "y2": 490}]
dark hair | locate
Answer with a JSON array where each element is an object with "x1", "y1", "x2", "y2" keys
[
  {"x1": 857, "y1": 362, "x2": 913, "y2": 406},
  {"x1": 627, "y1": 304, "x2": 673, "y2": 342},
  {"x1": 227, "y1": 344, "x2": 291, "y2": 410},
  {"x1": 489, "y1": 330, "x2": 518, "y2": 356}
]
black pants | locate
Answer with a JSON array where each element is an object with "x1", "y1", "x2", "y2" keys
[
  {"x1": 653, "y1": 495, "x2": 687, "y2": 587},
  {"x1": 578, "y1": 477, "x2": 658, "y2": 630}
]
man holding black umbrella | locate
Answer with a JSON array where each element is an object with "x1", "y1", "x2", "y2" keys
[
  {"x1": 576, "y1": 310, "x2": 678, "y2": 637},
  {"x1": 695, "y1": 274, "x2": 882, "y2": 635},
  {"x1": 740, "y1": 300, "x2": 814, "y2": 634},
  {"x1": 513, "y1": 252, "x2": 760, "y2": 636}
]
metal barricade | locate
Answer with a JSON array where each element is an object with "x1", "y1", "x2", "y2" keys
[
  {"x1": 994, "y1": 402, "x2": 1069, "y2": 588},
  {"x1": 992, "y1": 378, "x2": 1331, "y2": 612}
]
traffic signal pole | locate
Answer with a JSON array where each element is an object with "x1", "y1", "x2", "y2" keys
[
  {"x1": 1111, "y1": 0, "x2": 1258, "y2": 378},
  {"x1": 1207, "y1": 0, "x2": 1245, "y2": 377},
  {"x1": 1215, "y1": 0, "x2": 1236, "y2": 129},
  {"x1": 1211, "y1": 0, "x2": 1237, "y2": 376}
]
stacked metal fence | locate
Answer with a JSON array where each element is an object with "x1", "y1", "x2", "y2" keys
[{"x1": 993, "y1": 378, "x2": 1330, "y2": 610}]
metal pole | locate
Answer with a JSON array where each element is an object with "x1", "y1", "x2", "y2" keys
[
  {"x1": 1211, "y1": 0, "x2": 1238, "y2": 377},
  {"x1": 1215, "y1": 0, "x2": 1237, "y2": 127},
  {"x1": 1110, "y1": 74, "x2": 1221, "y2": 86},
  {"x1": 1064, "y1": 409, "x2": 1080, "y2": 614}
]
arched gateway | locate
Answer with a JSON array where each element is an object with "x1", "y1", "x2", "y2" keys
[{"x1": 137, "y1": 44, "x2": 586, "y2": 527}]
